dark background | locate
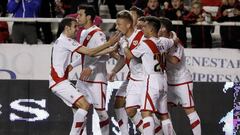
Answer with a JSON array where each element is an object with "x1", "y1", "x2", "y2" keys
[{"x1": 0, "y1": 80, "x2": 233, "y2": 135}]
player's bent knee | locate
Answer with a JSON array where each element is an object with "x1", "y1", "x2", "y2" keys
[
  {"x1": 141, "y1": 110, "x2": 152, "y2": 118},
  {"x1": 74, "y1": 97, "x2": 90, "y2": 111},
  {"x1": 159, "y1": 113, "x2": 170, "y2": 120},
  {"x1": 114, "y1": 97, "x2": 125, "y2": 108},
  {"x1": 126, "y1": 107, "x2": 137, "y2": 118},
  {"x1": 184, "y1": 107, "x2": 195, "y2": 115}
]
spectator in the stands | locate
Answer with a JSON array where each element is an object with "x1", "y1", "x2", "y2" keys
[
  {"x1": 7, "y1": 0, "x2": 41, "y2": 44},
  {"x1": 37, "y1": 0, "x2": 56, "y2": 44},
  {"x1": 55, "y1": 0, "x2": 89, "y2": 17},
  {"x1": 135, "y1": 0, "x2": 171, "y2": 10},
  {"x1": 106, "y1": 0, "x2": 133, "y2": 32},
  {"x1": 215, "y1": 0, "x2": 240, "y2": 49},
  {"x1": 0, "y1": 5, "x2": 9, "y2": 43},
  {"x1": 105, "y1": 0, "x2": 132, "y2": 19},
  {"x1": 183, "y1": 1, "x2": 213, "y2": 48},
  {"x1": 144, "y1": 0, "x2": 164, "y2": 17},
  {"x1": 165, "y1": 0, "x2": 189, "y2": 47}
]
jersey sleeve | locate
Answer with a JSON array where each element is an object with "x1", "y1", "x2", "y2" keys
[
  {"x1": 169, "y1": 44, "x2": 183, "y2": 61},
  {"x1": 63, "y1": 38, "x2": 82, "y2": 52},
  {"x1": 131, "y1": 41, "x2": 145, "y2": 58},
  {"x1": 159, "y1": 37, "x2": 174, "y2": 52},
  {"x1": 93, "y1": 31, "x2": 107, "y2": 47}
]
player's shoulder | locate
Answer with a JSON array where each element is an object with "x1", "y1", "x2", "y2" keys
[
  {"x1": 158, "y1": 37, "x2": 170, "y2": 42},
  {"x1": 92, "y1": 28, "x2": 106, "y2": 38}
]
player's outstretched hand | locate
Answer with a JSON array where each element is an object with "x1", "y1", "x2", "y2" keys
[
  {"x1": 80, "y1": 67, "x2": 92, "y2": 81},
  {"x1": 107, "y1": 31, "x2": 121, "y2": 46},
  {"x1": 108, "y1": 71, "x2": 116, "y2": 82}
]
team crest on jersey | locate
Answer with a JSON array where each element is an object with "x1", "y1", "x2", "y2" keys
[{"x1": 133, "y1": 40, "x2": 138, "y2": 46}]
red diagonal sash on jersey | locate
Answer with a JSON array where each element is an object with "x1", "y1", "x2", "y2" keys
[
  {"x1": 125, "y1": 31, "x2": 144, "y2": 65},
  {"x1": 143, "y1": 39, "x2": 165, "y2": 71},
  {"x1": 50, "y1": 48, "x2": 69, "y2": 89},
  {"x1": 81, "y1": 29, "x2": 102, "y2": 68}
]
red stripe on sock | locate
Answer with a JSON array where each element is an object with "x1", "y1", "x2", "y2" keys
[
  {"x1": 75, "y1": 122, "x2": 84, "y2": 128},
  {"x1": 136, "y1": 120, "x2": 143, "y2": 128},
  {"x1": 155, "y1": 125, "x2": 162, "y2": 133},
  {"x1": 143, "y1": 122, "x2": 150, "y2": 129},
  {"x1": 191, "y1": 119, "x2": 200, "y2": 129},
  {"x1": 100, "y1": 119, "x2": 109, "y2": 128},
  {"x1": 118, "y1": 119, "x2": 123, "y2": 127}
]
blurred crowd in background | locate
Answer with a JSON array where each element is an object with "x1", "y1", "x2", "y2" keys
[{"x1": 0, "y1": 0, "x2": 239, "y2": 48}]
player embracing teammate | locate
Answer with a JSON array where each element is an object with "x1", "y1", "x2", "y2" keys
[{"x1": 49, "y1": 5, "x2": 202, "y2": 135}]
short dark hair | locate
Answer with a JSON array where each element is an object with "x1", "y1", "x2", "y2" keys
[
  {"x1": 57, "y1": 17, "x2": 77, "y2": 38},
  {"x1": 78, "y1": 5, "x2": 96, "y2": 22},
  {"x1": 159, "y1": 17, "x2": 173, "y2": 32},
  {"x1": 130, "y1": 6, "x2": 144, "y2": 18},
  {"x1": 138, "y1": 16, "x2": 145, "y2": 22},
  {"x1": 116, "y1": 10, "x2": 133, "y2": 24},
  {"x1": 144, "y1": 16, "x2": 161, "y2": 33}
]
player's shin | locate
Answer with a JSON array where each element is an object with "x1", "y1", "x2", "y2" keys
[
  {"x1": 115, "y1": 107, "x2": 129, "y2": 135},
  {"x1": 142, "y1": 116, "x2": 155, "y2": 135},
  {"x1": 161, "y1": 118, "x2": 176, "y2": 135},
  {"x1": 129, "y1": 110, "x2": 143, "y2": 133},
  {"x1": 153, "y1": 113, "x2": 163, "y2": 135},
  {"x1": 96, "y1": 110, "x2": 110, "y2": 135},
  {"x1": 188, "y1": 111, "x2": 201, "y2": 135},
  {"x1": 70, "y1": 108, "x2": 88, "y2": 135}
]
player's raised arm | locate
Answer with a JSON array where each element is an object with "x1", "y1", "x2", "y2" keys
[
  {"x1": 76, "y1": 32, "x2": 121, "y2": 56},
  {"x1": 93, "y1": 43, "x2": 119, "y2": 56}
]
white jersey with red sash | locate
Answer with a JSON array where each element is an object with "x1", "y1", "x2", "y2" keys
[
  {"x1": 118, "y1": 29, "x2": 145, "y2": 81},
  {"x1": 131, "y1": 37, "x2": 174, "y2": 112},
  {"x1": 49, "y1": 34, "x2": 83, "y2": 89},
  {"x1": 79, "y1": 25, "x2": 109, "y2": 83}
]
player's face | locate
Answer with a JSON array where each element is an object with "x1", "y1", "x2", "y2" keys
[
  {"x1": 77, "y1": 9, "x2": 88, "y2": 26},
  {"x1": 68, "y1": 21, "x2": 78, "y2": 38},
  {"x1": 147, "y1": 0, "x2": 159, "y2": 10},
  {"x1": 158, "y1": 25, "x2": 168, "y2": 37},
  {"x1": 130, "y1": 11, "x2": 138, "y2": 27},
  {"x1": 142, "y1": 21, "x2": 152, "y2": 38},
  {"x1": 116, "y1": 18, "x2": 131, "y2": 35},
  {"x1": 171, "y1": 0, "x2": 182, "y2": 9},
  {"x1": 192, "y1": 4, "x2": 201, "y2": 15}
]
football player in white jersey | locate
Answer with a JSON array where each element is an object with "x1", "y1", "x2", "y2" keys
[
  {"x1": 123, "y1": 16, "x2": 176, "y2": 135},
  {"x1": 68, "y1": 5, "x2": 119, "y2": 135},
  {"x1": 108, "y1": 10, "x2": 145, "y2": 134},
  {"x1": 49, "y1": 17, "x2": 120, "y2": 135},
  {"x1": 159, "y1": 17, "x2": 201, "y2": 135}
]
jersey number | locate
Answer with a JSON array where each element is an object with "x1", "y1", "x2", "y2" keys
[{"x1": 153, "y1": 53, "x2": 166, "y2": 72}]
